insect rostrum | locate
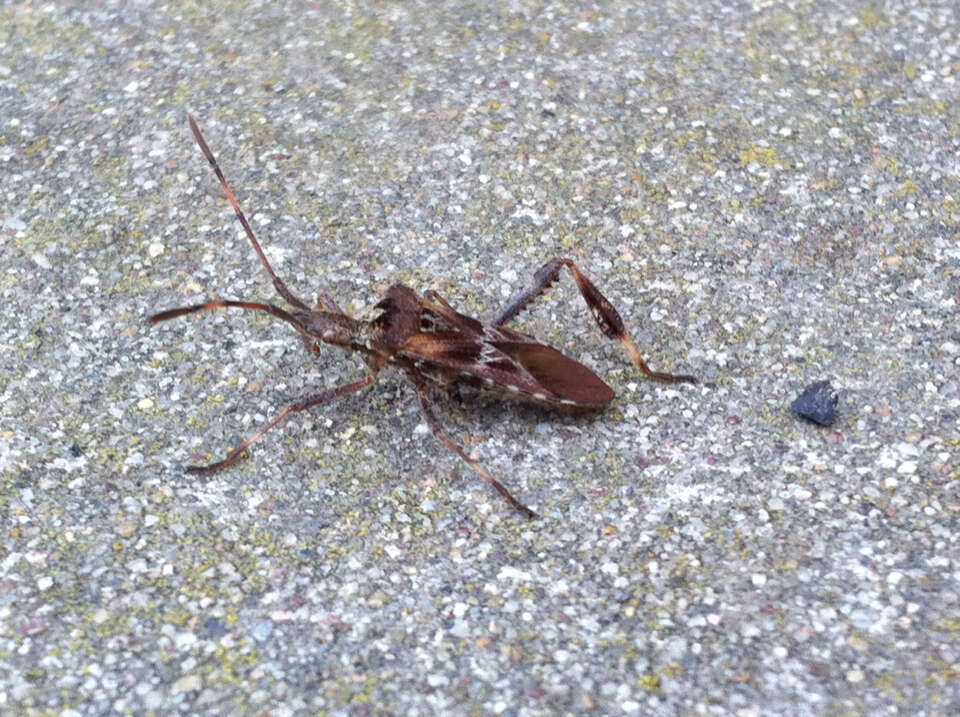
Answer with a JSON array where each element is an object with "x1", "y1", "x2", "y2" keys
[{"x1": 149, "y1": 115, "x2": 696, "y2": 519}]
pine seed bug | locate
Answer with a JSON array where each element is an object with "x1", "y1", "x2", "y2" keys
[{"x1": 148, "y1": 115, "x2": 696, "y2": 519}]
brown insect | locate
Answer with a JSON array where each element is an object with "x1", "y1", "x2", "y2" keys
[{"x1": 149, "y1": 115, "x2": 696, "y2": 519}]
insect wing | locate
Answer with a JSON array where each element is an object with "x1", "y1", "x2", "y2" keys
[
  {"x1": 494, "y1": 341, "x2": 614, "y2": 406},
  {"x1": 399, "y1": 333, "x2": 614, "y2": 407}
]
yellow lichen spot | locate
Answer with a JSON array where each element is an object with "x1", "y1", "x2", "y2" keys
[
  {"x1": 638, "y1": 673, "x2": 661, "y2": 691},
  {"x1": 739, "y1": 146, "x2": 778, "y2": 167},
  {"x1": 898, "y1": 179, "x2": 918, "y2": 195},
  {"x1": 859, "y1": 9, "x2": 887, "y2": 27},
  {"x1": 661, "y1": 663, "x2": 683, "y2": 679}
]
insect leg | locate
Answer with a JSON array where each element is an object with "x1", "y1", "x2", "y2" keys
[
  {"x1": 493, "y1": 258, "x2": 696, "y2": 384},
  {"x1": 184, "y1": 373, "x2": 378, "y2": 475},
  {"x1": 410, "y1": 376, "x2": 537, "y2": 519}
]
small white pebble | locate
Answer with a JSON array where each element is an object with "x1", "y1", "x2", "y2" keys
[
  {"x1": 427, "y1": 673, "x2": 449, "y2": 687},
  {"x1": 171, "y1": 674, "x2": 201, "y2": 693},
  {"x1": 32, "y1": 252, "x2": 52, "y2": 269},
  {"x1": 497, "y1": 566, "x2": 531, "y2": 581},
  {"x1": 846, "y1": 669, "x2": 865, "y2": 683}
]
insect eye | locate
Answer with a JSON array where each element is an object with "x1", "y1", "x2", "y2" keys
[{"x1": 322, "y1": 328, "x2": 348, "y2": 345}]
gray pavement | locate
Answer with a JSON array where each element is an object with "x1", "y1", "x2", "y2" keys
[{"x1": 1, "y1": 1, "x2": 957, "y2": 714}]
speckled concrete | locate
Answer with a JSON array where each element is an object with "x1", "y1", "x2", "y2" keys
[{"x1": 1, "y1": 1, "x2": 957, "y2": 714}]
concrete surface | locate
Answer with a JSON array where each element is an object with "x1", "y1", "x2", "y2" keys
[{"x1": 1, "y1": 1, "x2": 957, "y2": 714}]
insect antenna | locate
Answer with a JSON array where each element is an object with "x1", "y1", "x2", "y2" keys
[
  {"x1": 149, "y1": 299, "x2": 303, "y2": 332},
  {"x1": 187, "y1": 114, "x2": 310, "y2": 312}
]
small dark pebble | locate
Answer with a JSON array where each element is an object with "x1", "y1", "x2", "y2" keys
[
  {"x1": 791, "y1": 380, "x2": 839, "y2": 426},
  {"x1": 809, "y1": 660, "x2": 831, "y2": 678},
  {"x1": 204, "y1": 618, "x2": 228, "y2": 636}
]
